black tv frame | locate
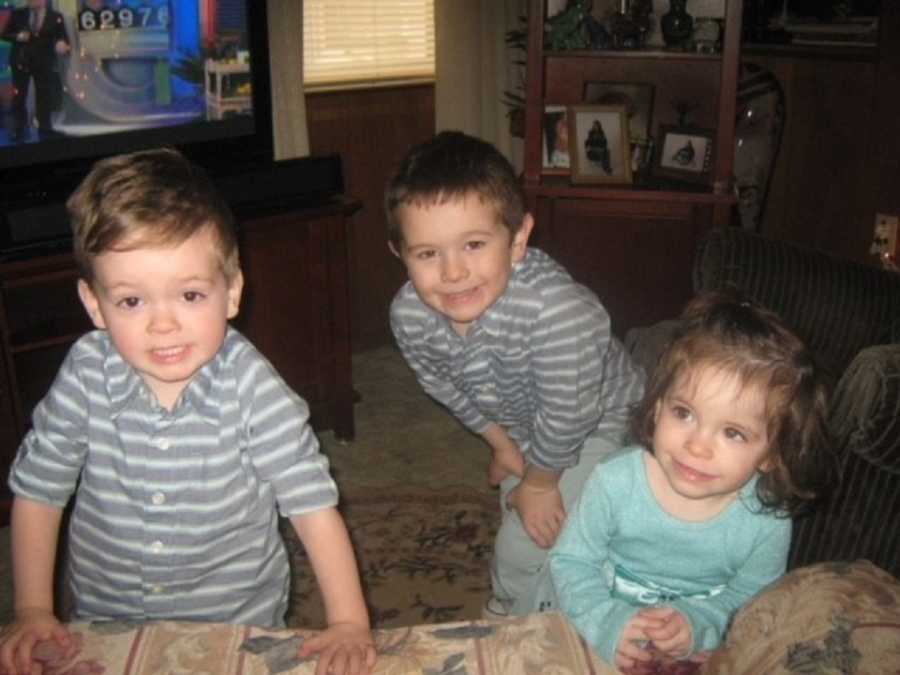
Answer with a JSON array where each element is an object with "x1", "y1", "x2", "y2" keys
[{"x1": 0, "y1": 0, "x2": 276, "y2": 211}]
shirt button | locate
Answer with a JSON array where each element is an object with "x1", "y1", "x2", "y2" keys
[
  {"x1": 151, "y1": 584, "x2": 164, "y2": 594},
  {"x1": 150, "y1": 540, "x2": 164, "y2": 553},
  {"x1": 151, "y1": 491, "x2": 165, "y2": 505},
  {"x1": 155, "y1": 438, "x2": 170, "y2": 450}
]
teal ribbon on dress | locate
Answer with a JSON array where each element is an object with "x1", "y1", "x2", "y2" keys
[{"x1": 606, "y1": 563, "x2": 725, "y2": 606}]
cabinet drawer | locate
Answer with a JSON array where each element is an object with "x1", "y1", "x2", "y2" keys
[{"x1": 2, "y1": 272, "x2": 92, "y2": 349}]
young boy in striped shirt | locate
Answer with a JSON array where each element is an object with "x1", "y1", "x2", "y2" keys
[
  {"x1": 386, "y1": 131, "x2": 645, "y2": 618},
  {"x1": 1, "y1": 148, "x2": 374, "y2": 675}
]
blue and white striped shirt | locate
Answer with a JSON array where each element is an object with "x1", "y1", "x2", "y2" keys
[
  {"x1": 9, "y1": 327, "x2": 338, "y2": 627},
  {"x1": 391, "y1": 247, "x2": 645, "y2": 470}
]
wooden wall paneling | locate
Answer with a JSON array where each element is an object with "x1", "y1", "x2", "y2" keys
[
  {"x1": 869, "y1": 1, "x2": 900, "y2": 251},
  {"x1": 746, "y1": 54, "x2": 878, "y2": 262},
  {"x1": 530, "y1": 197, "x2": 709, "y2": 337},
  {"x1": 306, "y1": 85, "x2": 435, "y2": 352}
]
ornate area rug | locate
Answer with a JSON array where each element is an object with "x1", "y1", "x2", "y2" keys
[{"x1": 281, "y1": 486, "x2": 500, "y2": 629}]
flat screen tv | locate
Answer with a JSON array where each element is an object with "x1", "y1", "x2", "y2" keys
[{"x1": 0, "y1": 0, "x2": 276, "y2": 239}]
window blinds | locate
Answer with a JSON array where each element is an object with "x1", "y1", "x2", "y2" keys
[{"x1": 303, "y1": 0, "x2": 435, "y2": 89}]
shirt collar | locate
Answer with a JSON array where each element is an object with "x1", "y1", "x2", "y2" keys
[{"x1": 102, "y1": 331, "x2": 226, "y2": 425}]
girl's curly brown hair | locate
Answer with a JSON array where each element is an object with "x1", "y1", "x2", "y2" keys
[{"x1": 630, "y1": 290, "x2": 837, "y2": 516}]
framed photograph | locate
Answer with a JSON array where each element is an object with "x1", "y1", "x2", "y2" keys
[
  {"x1": 654, "y1": 125, "x2": 715, "y2": 184},
  {"x1": 568, "y1": 105, "x2": 632, "y2": 184},
  {"x1": 542, "y1": 105, "x2": 570, "y2": 174},
  {"x1": 583, "y1": 81, "x2": 655, "y2": 143}
]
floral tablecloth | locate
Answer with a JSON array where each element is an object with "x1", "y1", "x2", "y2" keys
[{"x1": 31, "y1": 611, "x2": 617, "y2": 675}]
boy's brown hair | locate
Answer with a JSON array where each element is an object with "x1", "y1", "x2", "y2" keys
[
  {"x1": 630, "y1": 290, "x2": 836, "y2": 516},
  {"x1": 384, "y1": 130, "x2": 526, "y2": 248},
  {"x1": 67, "y1": 147, "x2": 239, "y2": 282}
]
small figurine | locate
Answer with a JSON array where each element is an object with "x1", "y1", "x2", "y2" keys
[
  {"x1": 584, "y1": 14, "x2": 613, "y2": 49},
  {"x1": 547, "y1": 0, "x2": 591, "y2": 51}
]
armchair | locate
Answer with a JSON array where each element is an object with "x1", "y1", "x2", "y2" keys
[{"x1": 624, "y1": 226, "x2": 900, "y2": 578}]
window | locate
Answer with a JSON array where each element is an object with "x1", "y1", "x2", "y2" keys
[{"x1": 303, "y1": 1, "x2": 435, "y2": 90}]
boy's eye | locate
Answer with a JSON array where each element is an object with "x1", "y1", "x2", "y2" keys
[
  {"x1": 465, "y1": 240, "x2": 486, "y2": 251},
  {"x1": 183, "y1": 291, "x2": 206, "y2": 303},
  {"x1": 116, "y1": 296, "x2": 141, "y2": 309},
  {"x1": 415, "y1": 249, "x2": 436, "y2": 261}
]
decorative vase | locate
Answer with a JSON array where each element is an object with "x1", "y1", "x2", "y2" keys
[
  {"x1": 661, "y1": 0, "x2": 693, "y2": 48},
  {"x1": 693, "y1": 17, "x2": 721, "y2": 53}
]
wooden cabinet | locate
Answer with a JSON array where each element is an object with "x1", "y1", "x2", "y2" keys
[
  {"x1": 522, "y1": 0, "x2": 743, "y2": 335},
  {"x1": 0, "y1": 197, "x2": 359, "y2": 526}
]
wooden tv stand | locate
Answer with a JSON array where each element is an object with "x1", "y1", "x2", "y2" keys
[{"x1": 0, "y1": 196, "x2": 360, "y2": 526}]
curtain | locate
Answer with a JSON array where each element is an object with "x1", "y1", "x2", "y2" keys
[
  {"x1": 434, "y1": 0, "x2": 527, "y2": 169},
  {"x1": 266, "y1": 0, "x2": 310, "y2": 159}
]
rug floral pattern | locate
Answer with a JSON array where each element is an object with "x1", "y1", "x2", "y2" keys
[{"x1": 281, "y1": 487, "x2": 500, "y2": 629}]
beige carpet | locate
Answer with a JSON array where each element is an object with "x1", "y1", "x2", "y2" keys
[{"x1": 0, "y1": 345, "x2": 495, "y2": 627}]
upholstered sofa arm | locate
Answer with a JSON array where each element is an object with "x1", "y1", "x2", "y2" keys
[
  {"x1": 693, "y1": 228, "x2": 900, "y2": 379},
  {"x1": 830, "y1": 343, "x2": 900, "y2": 474},
  {"x1": 623, "y1": 320, "x2": 681, "y2": 378}
]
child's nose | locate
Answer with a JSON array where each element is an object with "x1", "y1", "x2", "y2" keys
[
  {"x1": 441, "y1": 256, "x2": 468, "y2": 283},
  {"x1": 148, "y1": 306, "x2": 179, "y2": 332},
  {"x1": 685, "y1": 431, "x2": 714, "y2": 458}
]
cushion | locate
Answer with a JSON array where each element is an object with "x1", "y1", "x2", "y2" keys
[{"x1": 701, "y1": 560, "x2": 900, "y2": 674}]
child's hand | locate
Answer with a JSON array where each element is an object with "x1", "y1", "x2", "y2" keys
[
  {"x1": 300, "y1": 621, "x2": 376, "y2": 675},
  {"x1": 0, "y1": 608, "x2": 73, "y2": 675},
  {"x1": 615, "y1": 614, "x2": 655, "y2": 672},
  {"x1": 506, "y1": 483, "x2": 565, "y2": 548},
  {"x1": 639, "y1": 606, "x2": 693, "y2": 659},
  {"x1": 488, "y1": 444, "x2": 525, "y2": 486}
]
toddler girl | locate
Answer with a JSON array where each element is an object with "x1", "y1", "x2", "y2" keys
[{"x1": 548, "y1": 292, "x2": 835, "y2": 673}]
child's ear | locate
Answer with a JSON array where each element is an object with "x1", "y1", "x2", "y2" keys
[
  {"x1": 77, "y1": 279, "x2": 107, "y2": 330},
  {"x1": 227, "y1": 270, "x2": 244, "y2": 319},
  {"x1": 757, "y1": 453, "x2": 777, "y2": 474},
  {"x1": 510, "y1": 214, "x2": 534, "y2": 263}
]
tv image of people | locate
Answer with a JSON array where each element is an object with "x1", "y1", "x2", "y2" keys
[{"x1": 0, "y1": 0, "x2": 253, "y2": 148}]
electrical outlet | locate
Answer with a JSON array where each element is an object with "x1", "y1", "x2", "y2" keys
[{"x1": 871, "y1": 213, "x2": 898, "y2": 258}]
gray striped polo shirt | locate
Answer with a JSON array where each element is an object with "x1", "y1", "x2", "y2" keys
[
  {"x1": 9, "y1": 327, "x2": 338, "y2": 627},
  {"x1": 391, "y1": 247, "x2": 645, "y2": 471}
]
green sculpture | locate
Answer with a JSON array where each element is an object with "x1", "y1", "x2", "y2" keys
[{"x1": 547, "y1": 0, "x2": 591, "y2": 51}]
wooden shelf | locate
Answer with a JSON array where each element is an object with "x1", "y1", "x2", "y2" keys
[
  {"x1": 546, "y1": 48, "x2": 724, "y2": 61},
  {"x1": 516, "y1": 0, "x2": 744, "y2": 338},
  {"x1": 526, "y1": 176, "x2": 736, "y2": 205},
  {"x1": 742, "y1": 41, "x2": 878, "y2": 62}
]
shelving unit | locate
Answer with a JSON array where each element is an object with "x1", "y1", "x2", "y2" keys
[
  {"x1": 520, "y1": 0, "x2": 743, "y2": 335},
  {"x1": 205, "y1": 59, "x2": 253, "y2": 120}
]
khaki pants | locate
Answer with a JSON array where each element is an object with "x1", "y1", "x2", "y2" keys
[{"x1": 491, "y1": 433, "x2": 621, "y2": 615}]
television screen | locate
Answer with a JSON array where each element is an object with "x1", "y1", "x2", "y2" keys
[{"x1": 0, "y1": 0, "x2": 273, "y2": 203}]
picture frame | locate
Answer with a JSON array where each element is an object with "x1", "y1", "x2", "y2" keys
[
  {"x1": 542, "y1": 105, "x2": 570, "y2": 175},
  {"x1": 568, "y1": 105, "x2": 633, "y2": 184},
  {"x1": 654, "y1": 124, "x2": 715, "y2": 184},
  {"x1": 583, "y1": 81, "x2": 655, "y2": 143}
]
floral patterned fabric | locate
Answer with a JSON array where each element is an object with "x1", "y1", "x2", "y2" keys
[
  {"x1": 26, "y1": 611, "x2": 617, "y2": 675},
  {"x1": 701, "y1": 560, "x2": 900, "y2": 674}
]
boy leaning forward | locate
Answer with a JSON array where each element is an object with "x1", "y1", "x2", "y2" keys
[{"x1": 386, "y1": 131, "x2": 645, "y2": 617}]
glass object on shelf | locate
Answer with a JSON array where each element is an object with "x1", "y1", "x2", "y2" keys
[
  {"x1": 734, "y1": 64, "x2": 785, "y2": 231},
  {"x1": 693, "y1": 17, "x2": 722, "y2": 52}
]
